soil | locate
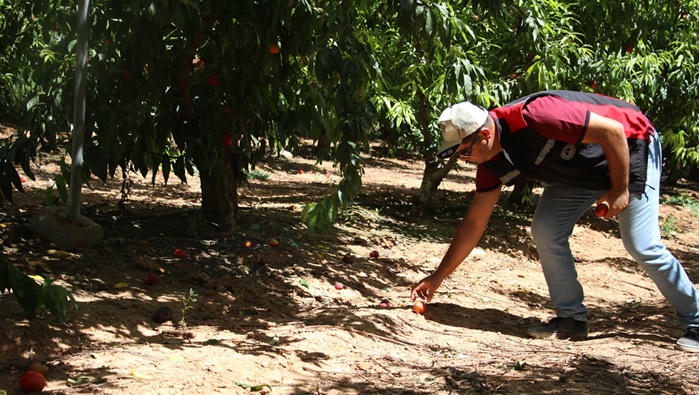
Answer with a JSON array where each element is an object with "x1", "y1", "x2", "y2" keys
[{"x1": 2, "y1": 140, "x2": 699, "y2": 395}]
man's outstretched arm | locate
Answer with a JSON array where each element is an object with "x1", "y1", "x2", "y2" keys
[{"x1": 411, "y1": 185, "x2": 502, "y2": 302}]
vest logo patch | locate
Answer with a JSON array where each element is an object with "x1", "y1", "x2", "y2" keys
[{"x1": 561, "y1": 144, "x2": 576, "y2": 160}]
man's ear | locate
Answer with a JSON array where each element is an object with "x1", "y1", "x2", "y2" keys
[{"x1": 481, "y1": 127, "x2": 492, "y2": 140}]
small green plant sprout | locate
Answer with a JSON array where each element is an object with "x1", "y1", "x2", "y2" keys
[
  {"x1": 180, "y1": 288, "x2": 198, "y2": 328},
  {"x1": 246, "y1": 169, "x2": 270, "y2": 181},
  {"x1": 662, "y1": 193, "x2": 699, "y2": 216},
  {"x1": 660, "y1": 213, "x2": 680, "y2": 238}
]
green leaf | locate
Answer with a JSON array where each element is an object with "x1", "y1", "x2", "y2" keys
[
  {"x1": 41, "y1": 279, "x2": 77, "y2": 323},
  {"x1": 43, "y1": 187, "x2": 55, "y2": 206},
  {"x1": 233, "y1": 382, "x2": 272, "y2": 392},
  {"x1": 161, "y1": 154, "x2": 171, "y2": 183},
  {"x1": 425, "y1": 8, "x2": 434, "y2": 36},
  {"x1": 7, "y1": 163, "x2": 24, "y2": 193},
  {"x1": 6, "y1": 259, "x2": 39, "y2": 317},
  {"x1": 54, "y1": 174, "x2": 68, "y2": 204},
  {"x1": 299, "y1": 278, "x2": 310, "y2": 289},
  {"x1": 0, "y1": 253, "x2": 10, "y2": 293}
]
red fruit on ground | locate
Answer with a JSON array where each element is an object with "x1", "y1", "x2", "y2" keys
[
  {"x1": 369, "y1": 250, "x2": 379, "y2": 258},
  {"x1": 207, "y1": 74, "x2": 219, "y2": 87},
  {"x1": 335, "y1": 282, "x2": 344, "y2": 290},
  {"x1": 297, "y1": 169, "x2": 304, "y2": 174},
  {"x1": 221, "y1": 133, "x2": 233, "y2": 147},
  {"x1": 268, "y1": 44, "x2": 280, "y2": 54},
  {"x1": 19, "y1": 371, "x2": 46, "y2": 392},
  {"x1": 144, "y1": 271, "x2": 160, "y2": 285},
  {"x1": 625, "y1": 45, "x2": 633, "y2": 53},
  {"x1": 269, "y1": 238, "x2": 280, "y2": 247},
  {"x1": 595, "y1": 203, "x2": 609, "y2": 217},
  {"x1": 244, "y1": 240, "x2": 253, "y2": 248},
  {"x1": 413, "y1": 300, "x2": 427, "y2": 314},
  {"x1": 173, "y1": 249, "x2": 188, "y2": 259},
  {"x1": 589, "y1": 80, "x2": 599, "y2": 90}
]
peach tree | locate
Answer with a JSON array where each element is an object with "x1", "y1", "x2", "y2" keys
[
  {"x1": 1, "y1": 0, "x2": 699, "y2": 228},
  {"x1": 1, "y1": 0, "x2": 378, "y2": 230},
  {"x1": 372, "y1": 0, "x2": 699, "y2": 211}
]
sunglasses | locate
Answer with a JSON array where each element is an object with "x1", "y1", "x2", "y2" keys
[{"x1": 457, "y1": 129, "x2": 481, "y2": 157}]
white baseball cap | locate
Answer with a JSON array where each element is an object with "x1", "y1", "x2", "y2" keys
[{"x1": 436, "y1": 102, "x2": 489, "y2": 158}]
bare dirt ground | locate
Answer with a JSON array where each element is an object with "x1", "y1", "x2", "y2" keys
[{"x1": 2, "y1": 140, "x2": 699, "y2": 395}]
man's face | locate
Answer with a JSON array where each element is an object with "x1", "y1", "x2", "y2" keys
[{"x1": 456, "y1": 129, "x2": 482, "y2": 162}]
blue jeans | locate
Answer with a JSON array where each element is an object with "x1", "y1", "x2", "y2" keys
[{"x1": 530, "y1": 132, "x2": 699, "y2": 328}]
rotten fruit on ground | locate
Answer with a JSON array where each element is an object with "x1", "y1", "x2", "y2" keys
[
  {"x1": 207, "y1": 73, "x2": 219, "y2": 87},
  {"x1": 335, "y1": 282, "x2": 344, "y2": 290},
  {"x1": 413, "y1": 300, "x2": 427, "y2": 314},
  {"x1": 152, "y1": 306, "x2": 173, "y2": 324},
  {"x1": 173, "y1": 248, "x2": 188, "y2": 259},
  {"x1": 19, "y1": 370, "x2": 46, "y2": 392},
  {"x1": 144, "y1": 271, "x2": 160, "y2": 286},
  {"x1": 378, "y1": 298, "x2": 392, "y2": 308},
  {"x1": 221, "y1": 133, "x2": 233, "y2": 147},
  {"x1": 25, "y1": 361, "x2": 49, "y2": 376},
  {"x1": 595, "y1": 203, "x2": 609, "y2": 217},
  {"x1": 269, "y1": 238, "x2": 280, "y2": 247},
  {"x1": 369, "y1": 250, "x2": 379, "y2": 258},
  {"x1": 342, "y1": 254, "x2": 355, "y2": 264}
]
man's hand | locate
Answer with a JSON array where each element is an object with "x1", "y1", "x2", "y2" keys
[
  {"x1": 597, "y1": 188, "x2": 629, "y2": 218},
  {"x1": 411, "y1": 274, "x2": 443, "y2": 303}
]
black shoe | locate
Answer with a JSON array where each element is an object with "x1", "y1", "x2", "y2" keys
[
  {"x1": 676, "y1": 327, "x2": 699, "y2": 352},
  {"x1": 527, "y1": 317, "x2": 588, "y2": 340}
]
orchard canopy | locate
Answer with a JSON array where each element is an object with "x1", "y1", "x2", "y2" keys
[{"x1": 1, "y1": 0, "x2": 698, "y2": 229}]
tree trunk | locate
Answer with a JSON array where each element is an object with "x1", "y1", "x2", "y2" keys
[
  {"x1": 199, "y1": 150, "x2": 238, "y2": 230},
  {"x1": 410, "y1": 155, "x2": 458, "y2": 216}
]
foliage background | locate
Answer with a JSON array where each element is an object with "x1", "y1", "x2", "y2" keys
[{"x1": 1, "y1": 0, "x2": 698, "y2": 226}]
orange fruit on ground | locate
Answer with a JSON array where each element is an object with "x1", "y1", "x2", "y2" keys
[
  {"x1": 244, "y1": 240, "x2": 253, "y2": 248},
  {"x1": 25, "y1": 361, "x2": 49, "y2": 376},
  {"x1": 413, "y1": 300, "x2": 427, "y2": 314},
  {"x1": 268, "y1": 44, "x2": 280, "y2": 54},
  {"x1": 269, "y1": 238, "x2": 280, "y2": 247}
]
